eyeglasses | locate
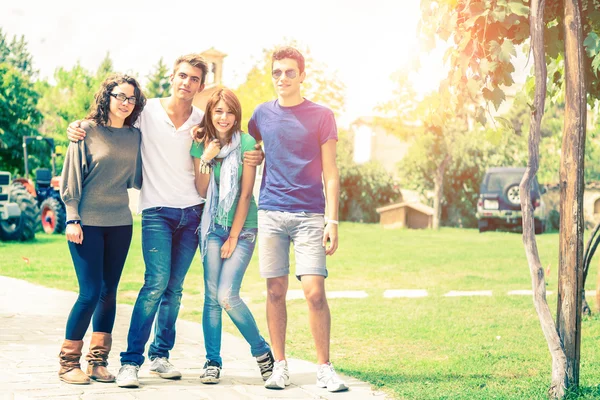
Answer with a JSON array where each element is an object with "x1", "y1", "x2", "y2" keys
[
  {"x1": 110, "y1": 92, "x2": 137, "y2": 105},
  {"x1": 272, "y1": 69, "x2": 298, "y2": 80}
]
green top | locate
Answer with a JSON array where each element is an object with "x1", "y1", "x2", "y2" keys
[{"x1": 190, "y1": 133, "x2": 258, "y2": 228}]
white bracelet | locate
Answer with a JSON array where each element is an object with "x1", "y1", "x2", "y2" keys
[{"x1": 327, "y1": 219, "x2": 339, "y2": 225}]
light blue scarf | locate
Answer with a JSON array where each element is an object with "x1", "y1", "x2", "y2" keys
[{"x1": 200, "y1": 132, "x2": 241, "y2": 257}]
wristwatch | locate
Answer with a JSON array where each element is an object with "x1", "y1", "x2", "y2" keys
[{"x1": 66, "y1": 220, "x2": 81, "y2": 225}]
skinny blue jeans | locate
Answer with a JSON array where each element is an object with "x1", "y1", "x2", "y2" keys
[
  {"x1": 202, "y1": 224, "x2": 270, "y2": 365},
  {"x1": 120, "y1": 205, "x2": 202, "y2": 366},
  {"x1": 65, "y1": 225, "x2": 132, "y2": 340}
]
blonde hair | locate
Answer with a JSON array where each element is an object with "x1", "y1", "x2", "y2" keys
[{"x1": 173, "y1": 53, "x2": 208, "y2": 85}]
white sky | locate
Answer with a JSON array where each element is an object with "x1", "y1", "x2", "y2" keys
[{"x1": 1, "y1": 0, "x2": 455, "y2": 127}]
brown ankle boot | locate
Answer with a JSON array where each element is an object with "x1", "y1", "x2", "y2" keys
[
  {"x1": 85, "y1": 332, "x2": 115, "y2": 382},
  {"x1": 58, "y1": 339, "x2": 91, "y2": 384}
]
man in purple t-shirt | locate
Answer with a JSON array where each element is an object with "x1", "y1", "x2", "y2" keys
[{"x1": 248, "y1": 46, "x2": 348, "y2": 392}]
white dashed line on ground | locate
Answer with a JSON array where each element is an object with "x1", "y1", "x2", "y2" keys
[{"x1": 383, "y1": 290, "x2": 428, "y2": 298}]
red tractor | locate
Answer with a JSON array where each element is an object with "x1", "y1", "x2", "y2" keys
[{"x1": 13, "y1": 136, "x2": 67, "y2": 234}]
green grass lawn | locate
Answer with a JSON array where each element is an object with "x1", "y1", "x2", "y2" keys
[{"x1": 2, "y1": 220, "x2": 600, "y2": 399}]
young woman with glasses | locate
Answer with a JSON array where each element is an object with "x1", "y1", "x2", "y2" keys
[{"x1": 58, "y1": 73, "x2": 146, "y2": 385}]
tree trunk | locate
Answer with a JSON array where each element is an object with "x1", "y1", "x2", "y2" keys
[
  {"x1": 432, "y1": 153, "x2": 450, "y2": 229},
  {"x1": 581, "y1": 222, "x2": 600, "y2": 316},
  {"x1": 597, "y1": 262, "x2": 600, "y2": 312},
  {"x1": 522, "y1": 1, "x2": 567, "y2": 398},
  {"x1": 557, "y1": 0, "x2": 587, "y2": 390}
]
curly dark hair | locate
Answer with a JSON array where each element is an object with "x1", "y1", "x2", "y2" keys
[
  {"x1": 272, "y1": 46, "x2": 305, "y2": 74},
  {"x1": 86, "y1": 73, "x2": 147, "y2": 127}
]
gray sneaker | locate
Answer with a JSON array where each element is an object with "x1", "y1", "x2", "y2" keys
[
  {"x1": 316, "y1": 362, "x2": 348, "y2": 392},
  {"x1": 116, "y1": 364, "x2": 140, "y2": 388},
  {"x1": 200, "y1": 360, "x2": 221, "y2": 384},
  {"x1": 264, "y1": 360, "x2": 290, "y2": 390},
  {"x1": 149, "y1": 357, "x2": 182, "y2": 379}
]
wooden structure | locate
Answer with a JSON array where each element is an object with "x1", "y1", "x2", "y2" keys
[{"x1": 376, "y1": 202, "x2": 433, "y2": 229}]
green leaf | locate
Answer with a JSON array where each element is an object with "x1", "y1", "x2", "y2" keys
[
  {"x1": 491, "y1": 86, "x2": 506, "y2": 111},
  {"x1": 479, "y1": 58, "x2": 490, "y2": 75},
  {"x1": 499, "y1": 40, "x2": 516, "y2": 62},
  {"x1": 592, "y1": 55, "x2": 600, "y2": 77},
  {"x1": 489, "y1": 40, "x2": 501, "y2": 57},
  {"x1": 467, "y1": 79, "x2": 480, "y2": 99},
  {"x1": 494, "y1": 116, "x2": 513, "y2": 131},
  {"x1": 507, "y1": 1, "x2": 529, "y2": 17},
  {"x1": 545, "y1": 25, "x2": 562, "y2": 59},
  {"x1": 491, "y1": 8, "x2": 507, "y2": 22},
  {"x1": 584, "y1": 32, "x2": 600, "y2": 58}
]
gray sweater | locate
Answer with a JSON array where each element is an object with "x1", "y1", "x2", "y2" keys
[{"x1": 60, "y1": 122, "x2": 142, "y2": 226}]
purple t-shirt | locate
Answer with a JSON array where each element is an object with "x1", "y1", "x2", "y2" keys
[{"x1": 248, "y1": 99, "x2": 337, "y2": 213}]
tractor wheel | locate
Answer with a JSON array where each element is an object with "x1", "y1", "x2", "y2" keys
[
  {"x1": 40, "y1": 197, "x2": 67, "y2": 234},
  {"x1": 0, "y1": 183, "x2": 39, "y2": 241}
]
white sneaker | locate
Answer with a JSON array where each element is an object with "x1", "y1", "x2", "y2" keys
[
  {"x1": 316, "y1": 362, "x2": 348, "y2": 392},
  {"x1": 264, "y1": 360, "x2": 290, "y2": 390},
  {"x1": 116, "y1": 364, "x2": 140, "y2": 388},
  {"x1": 149, "y1": 357, "x2": 182, "y2": 379}
]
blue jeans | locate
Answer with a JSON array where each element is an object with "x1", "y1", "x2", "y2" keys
[
  {"x1": 65, "y1": 225, "x2": 132, "y2": 340},
  {"x1": 203, "y1": 224, "x2": 270, "y2": 365},
  {"x1": 120, "y1": 205, "x2": 202, "y2": 366}
]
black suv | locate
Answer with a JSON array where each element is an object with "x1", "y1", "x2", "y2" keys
[{"x1": 476, "y1": 167, "x2": 546, "y2": 234}]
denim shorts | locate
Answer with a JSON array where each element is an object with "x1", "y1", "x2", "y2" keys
[{"x1": 257, "y1": 210, "x2": 327, "y2": 279}]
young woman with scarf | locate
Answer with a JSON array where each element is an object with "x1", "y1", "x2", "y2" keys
[{"x1": 190, "y1": 88, "x2": 274, "y2": 384}]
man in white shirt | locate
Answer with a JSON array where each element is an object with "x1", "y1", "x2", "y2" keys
[{"x1": 67, "y1": 54, "x2": 263, "y2": 388}]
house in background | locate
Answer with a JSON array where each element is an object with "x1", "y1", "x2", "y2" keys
[
  {"x1": 352, "y1": 117, "x2": 431, "y2": 227},
  {"x1": 376, "y1": 201, "x2": 434, "y2": 229},
  {"x1": 192, "y1": 47, "x2": 228, "y2": 111},
  {"x1": 351, "y1": 116, "x2": 411, "y2": 178}
]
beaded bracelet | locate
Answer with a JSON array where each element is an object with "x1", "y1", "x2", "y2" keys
[{"x1": 200, "y1": 157, "x2": 214, "y2": 174}]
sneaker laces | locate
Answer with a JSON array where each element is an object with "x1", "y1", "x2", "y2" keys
[
  {"x1": 256, "y1": 352, "x2": 274, "y2": 376},
  {"x1": 119, "y1": 365, "x2": 139, "y2": 380},
  {"x1": 319, "y1": 363, "x2": 342, "y2": 384},
  {"x1": 203, "y1": 365, "x2": 220, "y2": 379},
  {"x1": 154, "y1": 357, "x2": 176, "y2": 370}
]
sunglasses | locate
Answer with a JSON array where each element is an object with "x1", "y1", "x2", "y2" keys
[
  {"x1": 272, "y1": 69, "x2": 298, "y2": 79},
  {"x1": 110, "y1": 92, "x2": 137, "y2": 105}
]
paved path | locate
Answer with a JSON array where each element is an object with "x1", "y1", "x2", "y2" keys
[{"x1": 0, "y1": 276, "x2": 387, "y2": 400}]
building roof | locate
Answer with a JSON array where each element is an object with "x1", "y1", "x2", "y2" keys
[
  {"x1": 376, "y1": 201, "x2": 434, "y2": 216},
  {"x1": 201, "y1": 47, "x2": 228, "y2": 58}
]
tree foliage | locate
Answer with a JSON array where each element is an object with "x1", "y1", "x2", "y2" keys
[
  {"x1": 36, "y1": 56, "x2": 114, "y2": 172},
  {"x1": 419, "y1": 0, "x2": 600, "y2": 121},
  {"x1": 376, "y1": 70, "x2": 469, "y2": 228},
  {"x1": 0, "y1": 28, "x2": 36, "y2": 77},
  {"x1": 0, "y1": 30, "x2": 42, "y2": 175},
  {"x1": 337, "y1": 129, "x2": 400, "y2": 222},
  {"x1": 0, "y1": 63, "x2": 43, "y2": 175},
  {"x1": 235, "y1": 41, "x2": 346, "y2": 132},
  {"x1": 145, "y1": 57, "x2": 171, "y2": 99}
]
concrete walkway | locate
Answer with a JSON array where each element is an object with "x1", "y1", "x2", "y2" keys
[{"x1": 0, "y1": 276, "x2": 387, "y2": 400}]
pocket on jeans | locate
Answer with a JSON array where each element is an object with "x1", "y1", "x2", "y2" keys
[
  {"x1": 142, "y1": 206, "x2": 163, "y2": 215},
  {"x1": 300, "y1": 212, "x2": 323, "y2": 217},
  {"x1": 239, "y1": 229, "x2": 257, "y2": 243},
  {"x1": 191, "y1": 205, "x2": 204, "y2": 219}
]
